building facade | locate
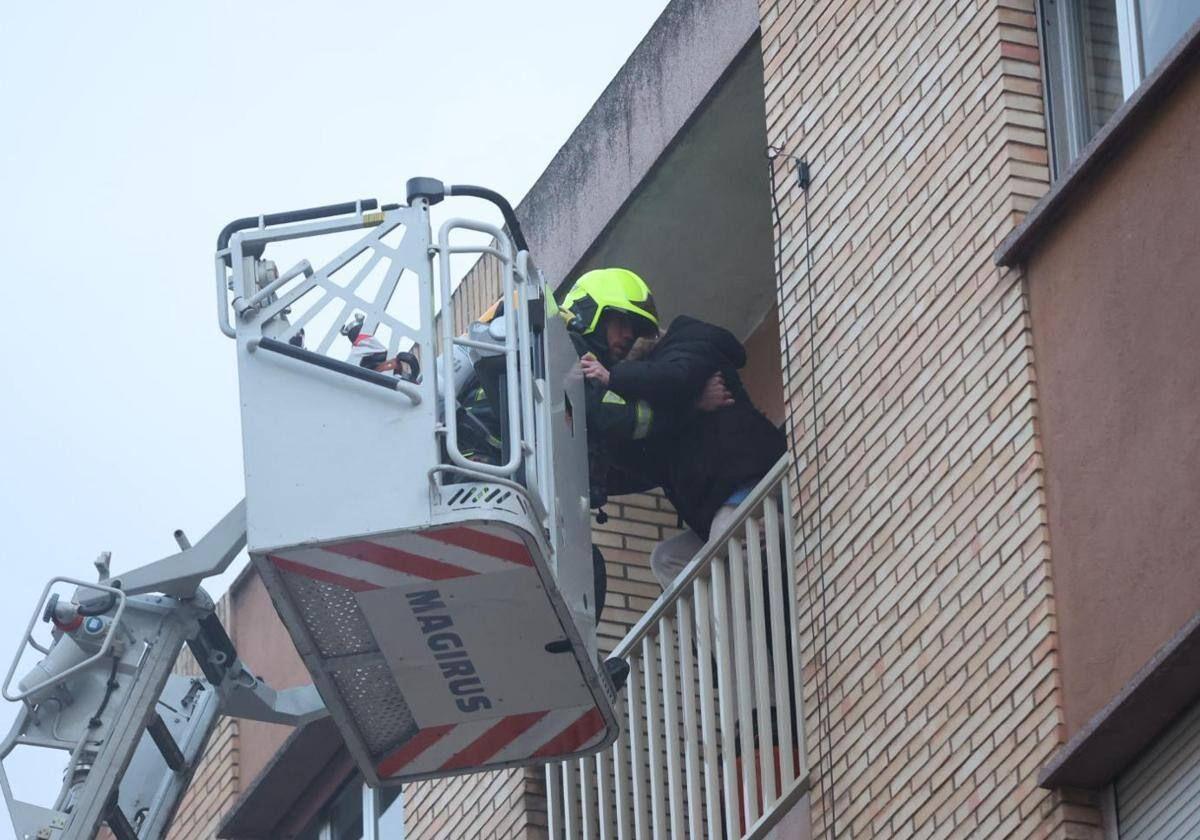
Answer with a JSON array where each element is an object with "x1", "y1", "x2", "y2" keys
[{"x1": 167, "y1": 1, "x2": 1200, "y2": 837}]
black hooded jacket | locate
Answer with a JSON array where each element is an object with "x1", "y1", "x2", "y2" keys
[{"x1": 607, "y1": 316, "x2": 786, "y2": 538}]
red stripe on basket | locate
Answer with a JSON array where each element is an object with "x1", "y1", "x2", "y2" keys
[
  {"x1": 325, "y1": 540, "x2": 478, "y2": 580},
  {"x1": 269, "y1": 555, "x2": 381, "y2": 593},
  {"x1": 424, "y1": 527, "x2": 533, "y2": 568},
  {"x1": 440, "y1": 711, "x2": 550, "y2": 772},
  {"x1": 376, "y1": 724, "x2": 457, "y2": 778},
  {"x1": 531, "y1": 708, "x2": 606, "y2": 759}
]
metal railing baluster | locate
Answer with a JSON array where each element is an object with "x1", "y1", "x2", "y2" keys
[
  {"x1": 677, "y1": 598, "x2": 704, "y2": 840},
  {"x1": 746, "y1": 516, "x2": 777, "y2": 807},
  {"x1": 549, "y1": 458, "x2": 811, "y2": 840}
]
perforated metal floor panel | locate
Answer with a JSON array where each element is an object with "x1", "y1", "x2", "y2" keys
[{"x1": 253, "y1": 521, "x2": 617, "y2": 784}]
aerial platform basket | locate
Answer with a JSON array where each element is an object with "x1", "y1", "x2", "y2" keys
[{"x1": 216, "y1": 179, "x2": 617, "y2": 785}]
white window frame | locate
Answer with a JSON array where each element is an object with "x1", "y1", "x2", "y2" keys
[
  {"x1": 362, "y1": 784, "x2": 381, "y2": 840},
  {"x1": 1042, "y1": 0, "x2": 1146, "y2": 170},
  {"x1": 311, "y1": 780, "x2": 403, "y2": 840},
  {"x1": 1114, "y1": 0, "x2": 1146, "y2": 95}
]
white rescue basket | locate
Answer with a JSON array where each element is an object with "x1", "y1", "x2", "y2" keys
[{"x1": 216, "y1": 180, "x2": 617, "y2": 785}]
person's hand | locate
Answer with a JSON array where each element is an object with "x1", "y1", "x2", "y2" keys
[
  {"x1": 695, "y1": 372, "x2": 733, "y2": 412},
  {"x1": 580, "y1": 354, "x2": 611, "y2": 387}
]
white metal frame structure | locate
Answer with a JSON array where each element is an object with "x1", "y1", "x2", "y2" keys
[
  {"x1": 546, "y1": 457, "x2": 811, "y2": 840},
  {"x1": 218, "y1": 180, "x2": 617, "y2": 788}
]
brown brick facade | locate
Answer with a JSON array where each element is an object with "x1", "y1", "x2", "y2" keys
[
  {"x1": 167, "y1": 594, "x2": 241, "y2": 840},
  {"x1": 758, "y1": 0, "x2": 1097, "y2": 836}
]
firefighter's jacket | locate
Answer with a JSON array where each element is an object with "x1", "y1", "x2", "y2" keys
[{"x1": 568, "y1": 332, "x2": 666, "y2": 507}]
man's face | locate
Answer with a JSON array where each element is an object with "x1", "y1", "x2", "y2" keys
[{"x1": 604, "y1": 313, "x2": 636, "y2": 361}]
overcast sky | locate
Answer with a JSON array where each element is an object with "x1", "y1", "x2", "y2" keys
[{"x1": 0, "y1": 0, "x2": 669, "y2": 821}]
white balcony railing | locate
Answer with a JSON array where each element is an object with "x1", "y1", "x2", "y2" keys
[{"x1": 547, "y1": 457, "x2": 810, "y2": 839}]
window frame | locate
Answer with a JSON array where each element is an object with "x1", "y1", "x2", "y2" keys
[
  {"x1": 1040, "y1": 0, "x2": 1146, "y2": 174},
  {"x1": 304, "y1": 778, "x2": 403, "y2": 840},
  {"x1": 1117, "y1": 0, "x2": 1148, "y2": 91}
]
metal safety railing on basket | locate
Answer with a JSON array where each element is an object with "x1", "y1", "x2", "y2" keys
[
  {"x1": 545, "y1": 456, "x2": 811, "y2": 839},
  {"x1": 437, "y1": 218, "x2": 526, "y2": 479}
]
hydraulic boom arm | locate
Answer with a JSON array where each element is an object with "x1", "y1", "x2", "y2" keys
[{"x1": 0, "y1": 502, "x2": 326, "y2": 840}]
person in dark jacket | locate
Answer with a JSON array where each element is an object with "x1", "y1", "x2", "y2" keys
[{"x1": 580, "y1": 313, "x2": 786, "y2": 590}]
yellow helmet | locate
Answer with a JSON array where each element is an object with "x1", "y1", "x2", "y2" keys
[{"x1": 562, "y1": 268, "x2": 659, "y2": 337}]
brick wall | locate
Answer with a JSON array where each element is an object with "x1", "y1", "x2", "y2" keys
[
  {"x1": 167, "y1": 594, "x2": 241, "y2": 840},
  {"x1": 758, "y1": 0, "x2": 1099, "y2": 837}
]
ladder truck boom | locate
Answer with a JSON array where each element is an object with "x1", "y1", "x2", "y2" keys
[
  {"x1": 1, "y1": 504, "x2": 324, "y2": 840},
  {"x1": 2, "y1": 179, "x2": 619, "y2": 839}
]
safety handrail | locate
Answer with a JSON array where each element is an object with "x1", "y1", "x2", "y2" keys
[
  {"x1": 2, "y1": 578, "x2": 128, "y2": 704},
  {"x1": 248, "y1": 337, "x2": 422, "y2": 405},
  {"x1": 437, "y1": 218, "x2": 525, "y2": 478},
  {"x1": 612, "y1": 456, "x2": 790, "y2": 658},
  {"x1": 513, "y1": 252, "x2": 545, "y2": 517},
  {"x1": 215, "y1": 253, "x2": 236, "y2": 339}
]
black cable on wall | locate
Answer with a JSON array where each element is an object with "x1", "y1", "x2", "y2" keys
[{"x1": 767, "y1": 144, "x2": 839, "y2": 838}]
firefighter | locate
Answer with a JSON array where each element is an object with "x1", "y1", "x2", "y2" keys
[
  {"x1": 560, "y1": 269, "x2": 733, "y2": 692},
  {"x1": 562, "y1": 269, "x2": 736, "y2": 505},
  {"x1": 564, "y1": 269, "x2": 686, "y2": 506}
]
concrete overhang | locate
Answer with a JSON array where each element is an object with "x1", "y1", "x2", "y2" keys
[
  {"x1": 573, "y1": 41, "x2": 777, "y2": 341},
  {"x1": 218, "y1": 716, "x2": 353, "y2": 839},
  {"x1": 512, "y1": 0, "x2": 773, "y2": 340}
]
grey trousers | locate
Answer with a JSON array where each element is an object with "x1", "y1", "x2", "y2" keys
[{"x1": 649, "y1": 504, "x2": 741, "y2": 591}]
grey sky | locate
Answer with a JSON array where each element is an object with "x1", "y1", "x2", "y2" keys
[{"x1": 0, "y1": 0, "x2": 668, "y2": 820}]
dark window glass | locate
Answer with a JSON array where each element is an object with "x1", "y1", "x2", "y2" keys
[{"x1": 328, "y1": 778, "x2": 364, "y2": 840}]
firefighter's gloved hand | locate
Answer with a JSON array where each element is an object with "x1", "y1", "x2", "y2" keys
[
  {"x1": 580, "y1": 354, "x2": 610, "y2": 387},
  {"x1": 695, "y1": 372, "x2": 734, "y2": 412}
]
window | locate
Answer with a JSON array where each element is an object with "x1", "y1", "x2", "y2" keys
[
  {"x1": 297, "y1": 778, "x2": 405, "y2": 840},
  {"x1": 1040, "y1": 0, "x2": 1200, "y2": 173}
]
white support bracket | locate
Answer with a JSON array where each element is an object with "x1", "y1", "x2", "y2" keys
[
  {"x1": 221, "y1": 674, "x2": 327, "y2": 727},
  {"x1": 114, "y1": 500, "x2": 247, "y2": 598}
]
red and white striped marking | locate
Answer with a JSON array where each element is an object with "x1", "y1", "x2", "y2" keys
[
  {"x1": 268, "y1": 524, "x2": 533, "y2": 591},
  {"x1": 376, "y1": 705, "x2": 608, "y2": 779},
  {"x1": 265, "y1": 523, "x2": 610, "y2": 778}
]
